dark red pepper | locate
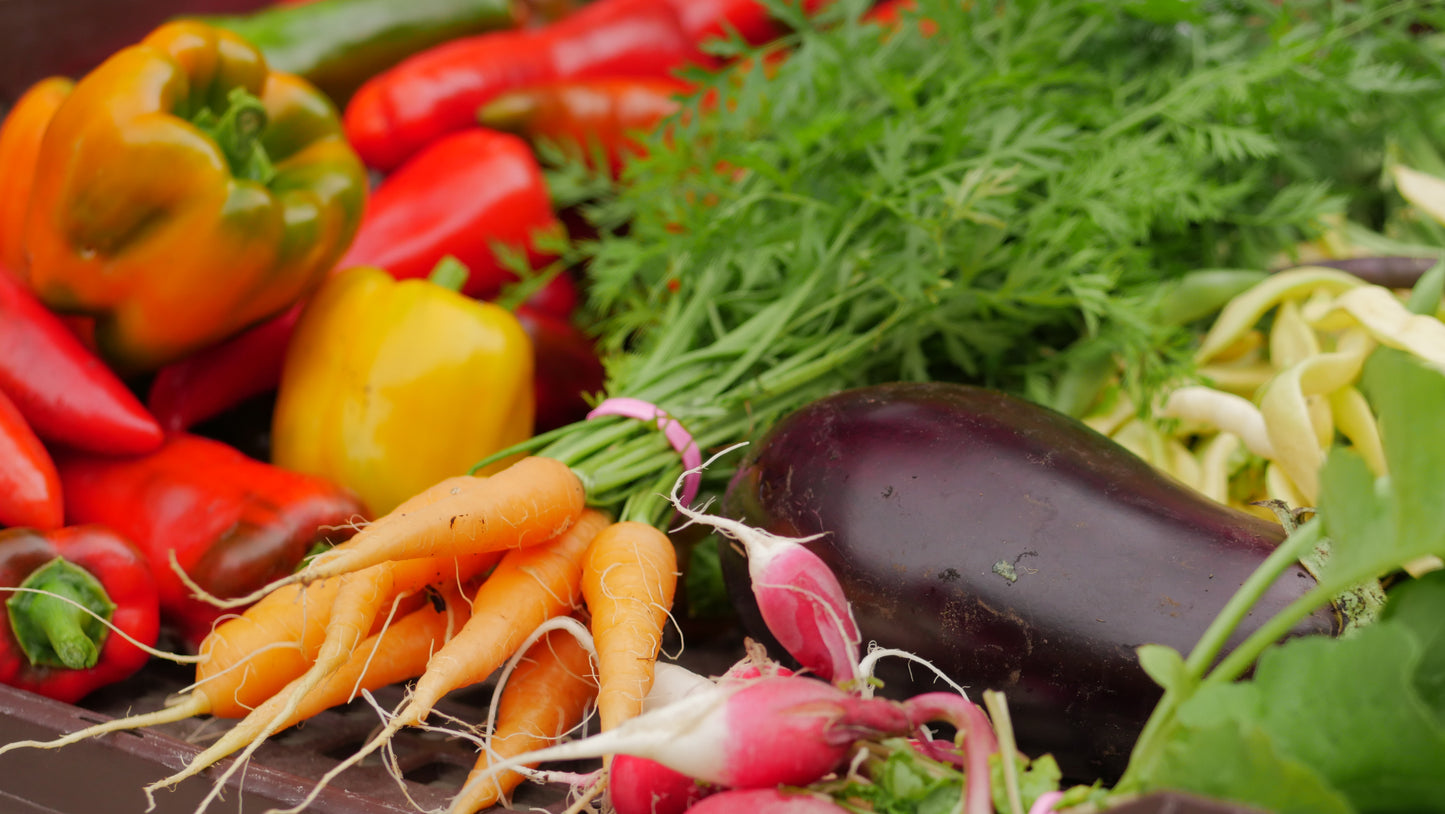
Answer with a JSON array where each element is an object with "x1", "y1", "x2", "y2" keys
[
  {"x1": 478, "y1": 76, "x2": 688, "y2": 178},
  {"x1": 146, "y1": 303, "x2": 302, "y2": 434},
  {"x1": 344, "y1": 0, "x2": 706, "y2": 171},
  {"x1": 0, "y1": 525, "x2": 160, "y2": 703},
  {"x1": 515, "y1": 304, "x2": 606, "y2": 433},
  {"x1": 339, "y1": 127, "x2": 564, "y2": 299},
  {"x1": 0, "y1": 389, "x2": 62, "y2": 531},
  {"x1": 0, "y1": 270, "x2": 164, "y2": 455},
  {"x1": 54, "y1": 433, "x2": 366, "y2": 649}
]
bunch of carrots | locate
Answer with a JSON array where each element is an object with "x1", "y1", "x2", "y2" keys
[{"x1": 0, "y1": 455, "x2": 682, "y2": 813}]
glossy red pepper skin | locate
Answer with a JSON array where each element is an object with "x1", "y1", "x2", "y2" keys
[
  {"x1": 478, "y1": 77, "x2": 687, "y2": 178},
  {"x1": 344, "y1": 0, "x2": 704, "y2": 171},
  {"x1": 340, "y1": 128, "x2": 563, "y2": 300},
  {"x1": 0, "y1": 525, "x2": 160, "y2": 703},
  {"x1": 0, "y1": 270, "x2": 164, "y2": 455},
  {"x1": 146, "y1": 303, "x2": 302, "y2": 433},
  {"x1": 0, "y1": 389, "x2": 62, "y2": 531},
  {"x1": 515, "y1": 304, "x2": 606, "y2": 432},
  {"x1": 663, "y1": 0, "x2": 837, "y2": 47},
  {"x1": 54, "y1": 433, "x2": 366, "y2": 649}
]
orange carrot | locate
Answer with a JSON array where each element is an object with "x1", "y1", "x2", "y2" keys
[
  {"x1": 277, "y1": 509, "x2": 612, "y2": 814},
  {"x1": 190, "y1": 475, "x2": 490, "y2": 716},
  {"x1": 582, "y1": 521, "x2": 679, "y2": 732},
  {"x1": 213, "y1": 457, "x2": 586, "y2": 607},
  {"x1": 452, "y1": 623, "x2": 600, "y2": 813},
  {"x1": 148, "y1": 581, "x2": 476, "y2": 807}
]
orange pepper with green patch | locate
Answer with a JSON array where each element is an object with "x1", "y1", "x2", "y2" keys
[
  {"x1": 271, "y1": 259, "x2": 535, "y2": 516},
  {"x1": 15, "y1": 20, "x2": 367, "y2": 373}
]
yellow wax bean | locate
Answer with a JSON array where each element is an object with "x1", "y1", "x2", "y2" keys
[{"x1": 1195, "y1": 267, "x2": 1364, "y2": 364}]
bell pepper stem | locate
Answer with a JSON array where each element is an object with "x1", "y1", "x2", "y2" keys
[
  {"x1": 6, "y1": 557, "x2": 116, "y2": 670},
  {"x1": 192, "y1": 86, "x2": 276, "y2": 185},
  {"x1": 427, "y1": 255, "x2": 473, "y2": 292}
]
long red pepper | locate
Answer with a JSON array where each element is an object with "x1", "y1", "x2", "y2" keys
[
  {"x1": 0, "y1": 389, "x2": 62, "y2": 531},
  {"x1": 0, "y1": 525, "x2": 160, "y2": 703},
  {"x1": 344, "y1": 0, "x2": 705, "y2": 171},
  {"x1": 663, "y1": 0, "x2": 839, "y2": 48},
  {"x1": 55, "y1": 433, "x2": 366, "y2": 649},
  {"x1": 478, "y1": 76, "x2": 688, "y2": 178},
  {"x1": 0, "y1": 270, "x2": 164, "y2": 455},
  {"x1": 339, "y1": 127, "x2": 563, "y2": 298}
]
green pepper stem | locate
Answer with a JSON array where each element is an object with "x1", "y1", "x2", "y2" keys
[
  {"x1": 427, "y1": 255, "x2": 472, "y2": 292},
  {"x1": 192, "y1": 86, "x2": 276, "y2": 185},
  {"x1": 6, "y1": 558, "x2": 116, "y2": 671}
]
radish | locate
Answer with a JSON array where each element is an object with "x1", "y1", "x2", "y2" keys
[
  {"x1": 450, "y1": 674, "x2": 915, "y2": 807},
  {"x1": 609, "y1": 755, "x2": 711, "y2": 814},
  {"x1": 671, "y1": 449, "x2": 863, "y2": 685},
  {"x1": 683, "y1": 788, "x2": 853, "y2": 812}
]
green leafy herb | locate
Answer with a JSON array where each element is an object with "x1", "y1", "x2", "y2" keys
[
  {"x1": 482, "y1": 0, "x2": 1445, "y2": 529},
  {"x1": 1116, "y1": 350, "x2": 1445, "y2": 810},
  {"x1": 1138, "y1": 575, "x2": 1445, "y2": 813}
]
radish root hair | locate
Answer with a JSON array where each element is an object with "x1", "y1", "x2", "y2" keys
[
  {"x1": 857, "y1": 644, "x2": 971, "y2": 701},
  {"x1": 664, "y1": 444, "x2": 864, "y2": 683}
]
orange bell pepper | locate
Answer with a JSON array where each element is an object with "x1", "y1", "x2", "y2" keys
[
  {"x1": 0, "y1": 76, "x2": 73, "y2": 276},
  {"x1": 15, "y1": 20, "x2": 368, "y2": 373}
]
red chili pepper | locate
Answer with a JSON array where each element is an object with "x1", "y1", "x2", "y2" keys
[
  {"x1": 54, "y1": 433, "x2": 367, "y2": 649},
  {"x1": 145, "y1": 303, "x2": 302, "y2": 434},
  {"x1": 664, "y1": 0, "x2": 786, "y2": 46},
  {"x1": 340, "y1": 127, "x2": 563, "y2": 299},
  {"x1": 479, "y1": 77, "x2": 688, "y2": 178},
  {"x1": 0, "y1": 270, "x2": 164, "y2": 455},
  {"x1": 515, "y1": 304, "x2": 606, "y2": 433},
  {"x1": 344, "y1": 0, "x2": 705, "y2": 171},
  {"x1": 0, "y1": 389, "x2": 62, "y2": 531},
  {"x1": 663, "y1": 0, "x2": 838, "y2": 48},
  {"x1": 0, "y1": 525, "x2": 160, "y2": 703},
  {"x1": 864, "y1": 0, "x2": 937, "y2": 35}
]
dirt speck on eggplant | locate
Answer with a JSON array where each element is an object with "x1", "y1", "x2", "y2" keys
[{"x1": 718, "y1": 382, "x2": 1339, "y2": 785}]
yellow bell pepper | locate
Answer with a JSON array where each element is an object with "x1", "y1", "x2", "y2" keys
[{"x1": 270, "y1": 259, "x2": 534, "y2": 515}]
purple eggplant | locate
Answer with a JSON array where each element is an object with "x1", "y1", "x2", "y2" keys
[{"x1": 718, "y1": 382, "x2": 1339, "y2": 784}]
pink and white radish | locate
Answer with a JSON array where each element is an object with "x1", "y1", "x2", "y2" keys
[
  {"x1": 450, "y1": 675, "x2": 908, "y2": 810},
  {"x1": 609, "y1": 755, "x2": 712, "y2": 814},
  {"x1": 684, "y1": 787, "x2": 854, "y2": 812},
  {"x1": 671, "y1": 447, "x2": 863, "y2": 685}
]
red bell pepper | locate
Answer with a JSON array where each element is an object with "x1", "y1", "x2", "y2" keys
[
  {"x1": 478, "y1": 76, "x2": 688, "y2": 178},
  {"x1": 0, "y1": 525, "x2": 160, "y2": 703},
  {"x1": 0, "y1": 270, "x2": 164, "y2": 455},
  {"x1": 344, "y1": 0, "x2": 706, "y2": 171},
  {"x1": 340, "y1": 127, "x2": 563, "y2": 299},
  {"x1": 54, "y1": 433, "x2": 367, "y2": 649},
  {"x1": 0, "y1": 389, "x2": 62, "y2": 531}
]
